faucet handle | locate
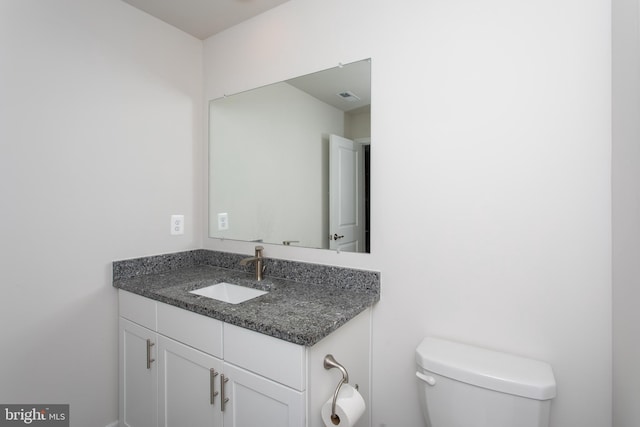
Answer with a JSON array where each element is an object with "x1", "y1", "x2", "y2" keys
[{"x1": 255, "y1": 245, "x2": 264, "y2": 256}]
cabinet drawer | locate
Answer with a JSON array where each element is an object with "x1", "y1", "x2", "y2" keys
[
  {"x1": 224, "y1": 323, "x2": 306, "y2": 390},
  {"x1": 119, "y1": 290, "x2": 157, "y2": 330},
  {"x1": 157, "y1": 302, "x2": 223, "y2": 359}
]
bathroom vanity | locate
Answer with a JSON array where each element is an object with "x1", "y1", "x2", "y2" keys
[{"x1": 113, "y1": 250, "x2": 379, "y2": 427}]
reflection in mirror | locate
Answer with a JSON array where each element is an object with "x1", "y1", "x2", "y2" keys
[{"x1": 209, "y1": 59, "x2": 371, "y2": 253}]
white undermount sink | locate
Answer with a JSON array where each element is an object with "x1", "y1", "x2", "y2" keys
[{"x1": 189, "y1": 282, "x2": 268, "y2": 304}]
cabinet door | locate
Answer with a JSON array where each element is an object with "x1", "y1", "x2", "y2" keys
[
  {"x1": 222, "y1": 362, "x2": 305, "y2": 427},
  {"x1": 158, "y1": 336, "x2": 223, "y2": 427},
  {"x1": 119, "y1": 318, "x2": 158, "y2": 427}
]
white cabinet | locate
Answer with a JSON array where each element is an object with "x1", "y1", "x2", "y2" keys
[
  {"x1": 119, "y1": 318, "x2": 158, "y2": 427},
  {"x1": 222, "y1": 323, "x2": 306, "y2": 427},
  {"x1": 155, "y1": 301, "x2": 224, "y2": 425},
  {"x1": 119, "y1": 291, "x2": 158, "y2": 427},
  {"x1": 222, "y1": 362, "x2": 304, "y2": 427},
  {"x1": 118, "y1": 290, "x2": 371, "y2": 427},
  {"x1": 157, "y1": 336, "x2": 223, "y2": 427}
]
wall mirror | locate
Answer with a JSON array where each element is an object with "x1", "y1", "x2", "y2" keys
[{"x1": 208, "y1": 58, "x2": 371, "y2": 253}]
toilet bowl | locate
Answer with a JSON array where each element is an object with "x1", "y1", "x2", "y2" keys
[{"x1": 416, "y1": 337, "x2": 556, "y2": 427}]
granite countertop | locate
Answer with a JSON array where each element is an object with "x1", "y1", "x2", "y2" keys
[{"x1": 113, "y1": 250, "x2": 380, "y2": 346}]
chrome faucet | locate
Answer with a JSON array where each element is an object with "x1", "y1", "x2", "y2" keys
[{"x1": 240, "y1": 245, "x2": 265, "y2": 281}]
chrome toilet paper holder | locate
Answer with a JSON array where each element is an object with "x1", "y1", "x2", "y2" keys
[{"x1": 324, "y1": 354, "x2": 356, "y2": 424}]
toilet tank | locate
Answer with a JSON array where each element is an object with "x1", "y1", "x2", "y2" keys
[{"x1": 415, "y1": 337, "x2": 556, "y2": 427}]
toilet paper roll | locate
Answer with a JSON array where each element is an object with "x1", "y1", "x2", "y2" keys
[{"x1": 321, "y1": 383, "x2": 366, "y2": 427}]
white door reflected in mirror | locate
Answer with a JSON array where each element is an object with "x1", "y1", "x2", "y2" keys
[{"x1": 329, "y1": 135, "x2": 367, "y2": 253}]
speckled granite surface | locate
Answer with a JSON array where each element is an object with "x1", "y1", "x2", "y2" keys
[{"x1": 113, "y1": 250, "x2": 380, "y2": 346}]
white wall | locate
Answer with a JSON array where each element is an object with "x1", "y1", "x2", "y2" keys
[
  {"x1": 0, "y1": 1, "x2": 202, "y2": 425},
  {"x1": 0, "y1": 0, "x2": 613, "y2": 425},
  {"x1": 209, "y1": 82, "x2": 344, "y2": 247},
  {"x1": 203, "y1": 1, "x2": 612, "y2": 426},
  {"x1": 612, "y1": 0, "x2": 640, "y2": 425},
  {"x1": 345, "y1": 108, "x2": 371, "y2": 141}
]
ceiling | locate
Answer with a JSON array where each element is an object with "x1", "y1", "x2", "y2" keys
[
  {"x1": 286, "y1": 60, "x2": 371, "y2": 112},
  {"x1": 122, "y1": 0, "x2": 291, "y2": 40}
]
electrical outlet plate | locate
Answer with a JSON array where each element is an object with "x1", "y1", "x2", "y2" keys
[
  {"x1": 171, "y1": 215, "x2": 184, "y2": 235},
  {"x1": 217, "y1": 213, "x2": 229, "y2": 230}
]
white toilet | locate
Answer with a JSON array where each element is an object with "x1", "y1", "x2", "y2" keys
[{"x1": 416, "y1": 337, "x2": 556, "y2": 427}]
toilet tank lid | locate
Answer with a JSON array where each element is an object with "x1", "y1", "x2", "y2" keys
[{"x1": 416, "y1": 337, "x2": 556, "y2": 400}]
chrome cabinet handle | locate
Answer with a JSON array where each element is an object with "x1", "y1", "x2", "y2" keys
[
  {"x1": 146, "y1": 339, "x2": 155, "y2": 369},
  {"x1": 220, "y1": 374, "x2": 229, "y2": 412},
  {"x1": 330, "y1": 233, "x2": 345, "y2": 240},
  {"x1": 210, "y1": 369, "x2": 219, "y2": 404}
]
